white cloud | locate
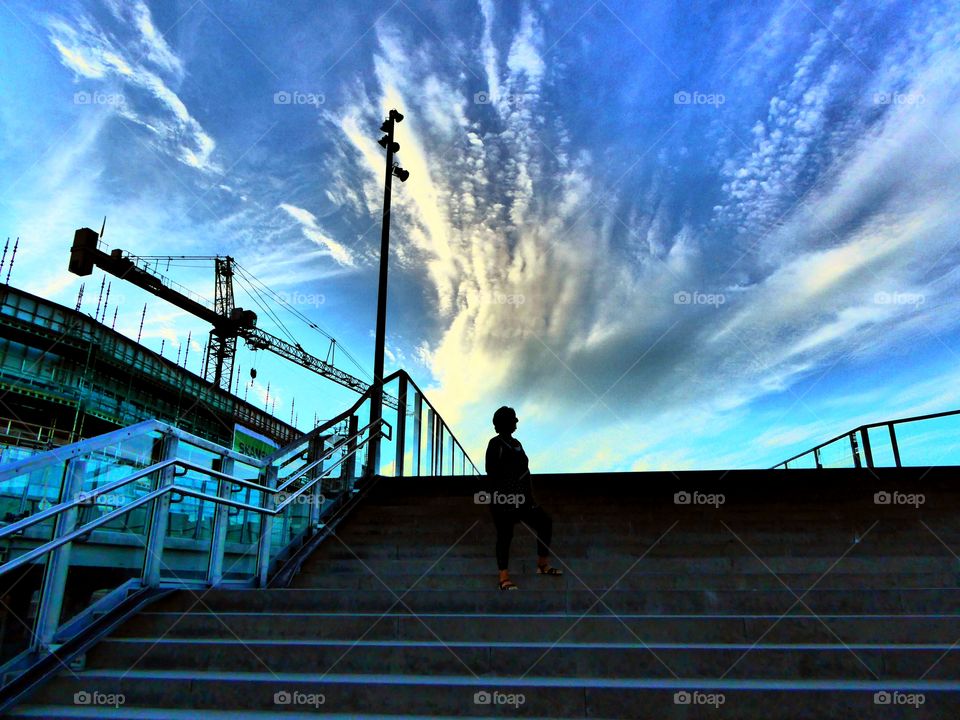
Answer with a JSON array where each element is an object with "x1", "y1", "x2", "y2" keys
[
  {"x1": 278, "y1": 203, "x2": 356, "y2": 267},
  {"x1": 45, "y1": 4, "x2": 219, "y2": 174},
  {"x1": 320, "y1": 2, "x2": 960, "y2": 472}
]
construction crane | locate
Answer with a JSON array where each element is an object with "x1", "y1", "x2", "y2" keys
[{"x1": 68, "y1": 227, "x2": 396, "y2": 408}]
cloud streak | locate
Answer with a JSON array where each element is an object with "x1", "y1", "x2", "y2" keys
[{"x1": 45, "y1": 1, "x2": 219, "y2": 173}]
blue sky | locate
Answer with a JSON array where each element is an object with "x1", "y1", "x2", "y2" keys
[{"x1": 2, "y1": 0, "x2": 960, "y2": 472}]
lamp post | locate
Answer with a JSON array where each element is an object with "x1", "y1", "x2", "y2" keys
[{"x1": 366, "y1": 108, "x2": 409, "y2": 478}]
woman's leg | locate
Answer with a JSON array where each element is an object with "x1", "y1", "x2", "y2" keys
[
  {"x1": 522, "y1": 504, "x2": 552, "y2": 561},
  {"x1": 493, "y1": 509, "x2": 515, "y2": 572}
]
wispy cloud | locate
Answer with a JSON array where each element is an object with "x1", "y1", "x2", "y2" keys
[
  {"x1": 325, "y1": 0, "x2": 960, "y2": 468},
  {"x1": 6, "y1": 0, "x2": 960, "y2": 471},
  {"x1": 278, "y1": 202, "x2": 356, "y2": 267},
  {"x1": 45, "y1": 1, "x2": 219, "y2": 173}
]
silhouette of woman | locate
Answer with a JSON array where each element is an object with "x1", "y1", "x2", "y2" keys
[{"x1": 485, "y1": 406, "x2": 562, "y2": 590}]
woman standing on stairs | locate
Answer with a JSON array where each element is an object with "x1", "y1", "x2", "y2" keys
[{"x1": 485, "y1": 406, "x2": 562, "y2": 590}]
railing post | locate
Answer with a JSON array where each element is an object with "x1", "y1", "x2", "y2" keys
[
  {"x1": 256, "y1": 464, "x2": 278, "y2": 587},
  {"x1": 889, "y1": 423, "x2": 902, "y2": 467},
  {"x1": 143, "y1": 435, "x2": 179, "y2": 588},
  {"x1": 849, "y1": 432, "x2": 862, "y2": 469},
  {"x1": 308, "y1": 436, "x2": 325, "y2": 529},
  {"x1": 33, "y1": 458, "x2": 85, "y2": 652},
  {"x1": 425, "y1": 410, "x2": 435, "y2": 476},
  {"x1": 438, "y1": 425, "x2": 445, "y2": 475},
  {"x1": 343, "y1": 415, "x2": 358, "y2": 485},
  {"x1": 412, "y1": 393, "x2": 422, "y2": 476},
  {"x1": 813, "y1": 447, "x2": 822, "y2": 469},
  {"x1": 207, "y1": 456, "x2": 234, "y2": 586},
  {"x1": 395, "y1": 374, "x2": 408, "y2": 478},
  {"x1": 860, "y1": 429, "x2": 874, "y2": 468}
]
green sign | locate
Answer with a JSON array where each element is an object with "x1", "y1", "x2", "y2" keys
[{"x1": 233, "y1": 424, "x2": 279, "y2": 460}]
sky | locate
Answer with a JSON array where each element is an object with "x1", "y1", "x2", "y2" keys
[{"x1": 1, "y1": 0, "x2": 960, "y2": 472}]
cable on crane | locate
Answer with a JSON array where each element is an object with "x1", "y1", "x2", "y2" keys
[{"x1": 234, "y1": 261, "x2": 373, "y2": 381}]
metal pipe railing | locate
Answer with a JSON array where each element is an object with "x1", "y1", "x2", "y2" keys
[
  {"x1": 772, "y1": 407, "x2": 960, "y2": 469},
  {"x1": 0, "y1": 367, "x2": 476, "y2": 670}
]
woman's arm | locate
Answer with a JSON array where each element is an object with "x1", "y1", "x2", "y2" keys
[{"x1": 485, "y1": 438, "x2": 500, "y2": 479}]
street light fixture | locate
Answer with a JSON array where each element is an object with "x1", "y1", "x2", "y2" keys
[{"x1": 366, "y1": 108, "x2": 410, "y2": 478}]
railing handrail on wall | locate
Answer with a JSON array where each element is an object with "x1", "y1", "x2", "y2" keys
[{"x1": 771, "y1": 408, "x2": 960, "y2": 469}]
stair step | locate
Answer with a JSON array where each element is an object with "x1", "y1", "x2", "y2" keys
[
  {"x1": 290, "y1": 571, "x2": 958, "y2": 590},
  {"x1": 21, "y1": 671, "x2": 960, "y2": 717},
  {"x1": 13, "y1": 473, "x2": 960, "y2": 718},
  {"x1": 86, "y1": 637, "x2": 960, "y2": 679},
  {"x1": 298, "y1": 556, "x2": 960, "y2": 575},
  {"x1": 147, "y1": 587, "x2": 960, "y2": 614},
  {"x1": 112, "y1": 611, "x2": 960, "y2": 643},
  {"x1": 7, "y1": 710, "x2": 519, "y2": 720}
]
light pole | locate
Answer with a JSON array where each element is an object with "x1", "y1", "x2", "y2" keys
[{"x1": 366, "y1": 108, "x2": 409, "y2": 478}]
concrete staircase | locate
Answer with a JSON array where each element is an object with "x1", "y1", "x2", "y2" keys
[{"x1": 9, "y1": 470, "x2": 960, "y2": 717}]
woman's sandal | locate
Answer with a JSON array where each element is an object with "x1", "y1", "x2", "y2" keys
[
  {"x1": 536, "y1": 564, "x2": 563, "y2": 576},
  {"x1": 498, "y1": 578, "x2": 518, "y2": 591}
]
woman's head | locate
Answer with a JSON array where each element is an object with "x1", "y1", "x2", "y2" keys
[{"x1": 493, "y1": 406, "x2": 518, "y2": 434}]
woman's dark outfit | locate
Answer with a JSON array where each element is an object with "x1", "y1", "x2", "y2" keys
[{"x1": 485, "y1": 435, "x2": 552, "y2": 571}]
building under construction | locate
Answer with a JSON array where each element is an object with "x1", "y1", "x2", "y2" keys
[{"x1": 0, "y1": 282, "x2": 298, "y2": 464}]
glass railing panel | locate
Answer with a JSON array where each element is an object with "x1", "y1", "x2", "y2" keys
[
  {"x1": 783, "y1": 451, "x2": 817, "y2": 469},
  {"x1": 891, "y1": 414, "x2": 960, "y2": 466},
  {"x1": 865, "y1": 426, "x2": 897, "y2": 467},
  {"x1": 57, "y1": 503, "x2": 148, "y2": 636},
  {"x1": 76, "y1": 430, "x2": 166, "y2": 536},
  {"x1": 816, "y1": 436, "x2": 856, "y2": 468},
  {"x1": 0, "y1": 461, "x2": 65, "y2": 540},
  {"x1": 377, "y1": 383, "x2": 399, "y2": 477},
  {"x1": 0, "y1": 558, "x2": 45, "y2": 663},
  {"x1": 317, "y1": 428, "x2": 349, "y2": 499},
  {"x1": 221, "y1": 457, "x2": 264, "y2": 582},
  {"x1": 271, "y1": 464, "x2": 316, "y2": 567},
  {"x1": 447, "y1": 438, "x2": 456, "y2": 476}
]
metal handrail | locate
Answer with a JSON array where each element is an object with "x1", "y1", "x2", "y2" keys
[
  {"x1": 0, "y1": 419, "x2": 166, "y2": 484},
  {"x1": 275, "y1": 418, "x2": 385, "y2": 493},
  {"x1": 0, "y1": 458, "x2": 177, "y2": 542},
  {"x1": 0, "y1": 410, "x2": 393, "y2": 546},
  {"x1": 392, "y1": 371, "x2": 480, "y2": 476},
  {"x1": 772, "y1": 407, "x2": 960, "y2": 469},
  {"x1": 0, "y1": 365, "x2": 477, "y2": 686},
  {"x1": 0, "y1": 421, "x2": 389, "y2": 579},
  {"x1": 263, "y1": 369, "x2": 405, "y2": 463}
]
